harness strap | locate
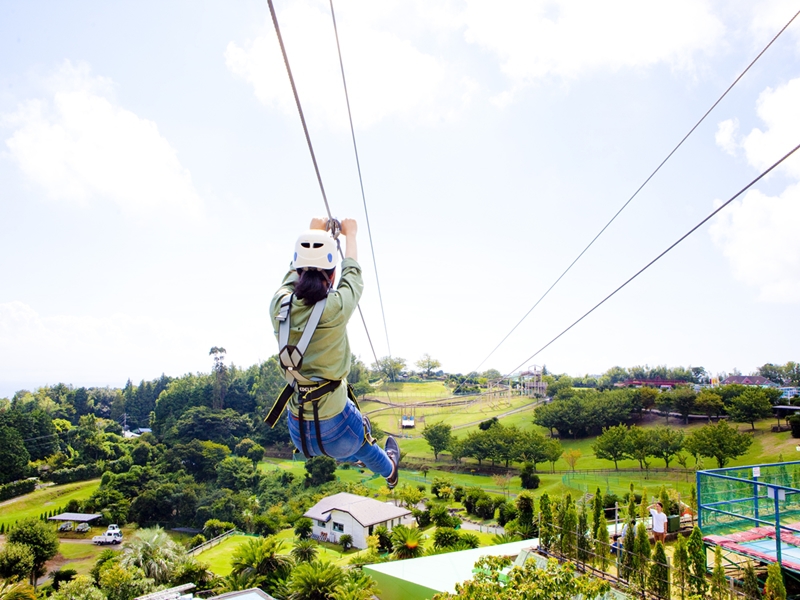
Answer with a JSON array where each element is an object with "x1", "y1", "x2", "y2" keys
[
  {"x1": 264, "y1": 379, "x2": 342, "y2": 429},
  {"x1": 278, "y1": 296, "x2": 328, "y2": 385}
]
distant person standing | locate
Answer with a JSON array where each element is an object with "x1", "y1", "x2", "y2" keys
[{"x1": 648, "y1": 502, "x2": 667, "y2": 543}]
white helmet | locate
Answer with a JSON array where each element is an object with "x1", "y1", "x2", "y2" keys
[{"x1": 293, "y1": 230, "x2": 339, "y2": 271}]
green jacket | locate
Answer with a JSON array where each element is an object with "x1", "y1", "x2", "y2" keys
[{"x1": 270, "y1": 258, "x2": 363, "y2": 420}]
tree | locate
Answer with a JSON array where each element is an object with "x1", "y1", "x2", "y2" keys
[
  {"x1": 0, "y1": 427, "x2": 30, "y2": 484},
  {"x1": 7, "y1": 518, "x2": 59, "y2": 587},
  {"x1": 339, "y1": 534, "x2": 353, "y2": 550},
  {"x1": 0, "y1": 543, "x2": 34, "y2": 582},
  {"x1": 519, "y1": 463, "x2": 540, "y2": 490},
  {"x1": 627, "y1": 426, "x2": 653, "y2": 470},
  {"x1": 304, "y1": 456, "x2": 337, "y2": 486},
  {"x1": 592, "y1": 425, "x2": 630, "y2": 470},
  {"x1": 649, "y1": 541, "x2": 670, "y2": 599},
  {"x1": 729, "y1": 388, "x2": 774, "y2": 430},
  {"x1": 0, "y1": 580, "x2": 36, "y2": 600},
  {"x1": 710, "y1": 545, "x2": 726, "y2": 600},
  {"x1": 230, "y1": 537, "x2": 292, "y2": 591},
  {"x1": 648, "y1": 427, "x2": 684, "y2": 469},
  {"x1": 294, "y1": 518, "x2": 313, "y2": 540},
  {"x1": 688, "y1": 526, "x2": 708, "y2": 597},
  {"x1": 591, "y1": 487, "x2": 604, "y2": 540},
  {"x1": 209, "y1": 346, "x2": 228, "y2": 410},
  {"x1": 422, "y1": 422, "x2": 452, "y2": 461},
  {"x1": 391, "y1": 525, "x2": 425, "y2": 559},
  {"x1": 544, "y1": 438, "x2": 564, "y2": 472},
  {"x1": 695, "y1": 390, "x2": 724, "y2": 422},
  {"x1": 670, "y1": 387, "x2": 697, "y2": 424},
  {"x1": 99, "y1": 564, "x2": 155, "y2": 600},
  {"x1": 563, "y1": 449, "x2": 581, "y2": 472},
  {"x1": 415, "y1": 354, "x2": 441, "y2": 378},
  {"x1": 672, "y1": 533, "x2": 690, "y2": 600},
  {"x1": 372, "y1": 356, "x2": 406, "y2": 382},
  {"x1": 119, "y1": 526, "x2": 184, "y2": 585},
  {"x1": 287, "y1": 560, "x2": 344, "y2": 600},
  {"x1": 50, "y1": 575, "x2": 105, "y2": 600},
  {"x1": 291, "y1": 539, "x2": 319, "y2": 564},
  {"x1": 633, "y1": 522, "x2": 651, "y2": 589},
  {"x1": 741, "y1": 560, "x2": 761, "y2": 599},
  {"x1": 686, "y1": 420, "x2": 753, "y2": 468},
  {"x1": 430, "y1": 556, "x2": 610, "y2": 600},
  {"x1": 764, "y1": 562, "x2": 786, "y2": 600},
  {"x1": 539, "y1": 493, "x2": 556, "y2": 550},
  {"x1": 595, "y1": 521, "x2": 610, "y2": 572}
]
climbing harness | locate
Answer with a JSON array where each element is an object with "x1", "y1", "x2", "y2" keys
[{"x1": 264, "y1": 283, "x2": 375, "y2": 458}]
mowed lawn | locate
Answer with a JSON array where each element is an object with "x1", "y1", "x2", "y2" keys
[{"x1": 0, "y1": 479, "x2": 101, "y2": 530}]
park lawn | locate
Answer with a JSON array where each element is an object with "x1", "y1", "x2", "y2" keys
[
  {"x1": 196, "y1": 534, "x2": 253, "y2": 576},
  {"x1": 0, "y1": 479, "x2": 101, "y2": 530},
  {"x1": 55, "y1": 541, "x2": 116, "y2": 576}
]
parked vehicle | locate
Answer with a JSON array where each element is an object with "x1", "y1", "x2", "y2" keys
[
  {"x1": 57, "y1": 522, "x2": 73, "y2": 532},
  {"x1": 106, "y1": 524, "x2": 120, "y2": 534},
  {"x1": 92, "y1": 532, "x2": 122, "y2": 545},
  {"x1": 76, "y1": 523, "x2": 90, "y2": 533}
]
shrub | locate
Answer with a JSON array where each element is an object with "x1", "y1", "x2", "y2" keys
[
  {"x1": 294, "y1": 517, "x2": 314, "y2": 540},
  {"x1": 340, "y1": 534, "x2": 353, "y2": 550},
  {"x1": 186, "y1": 534, "x2": 206, "y2": 550},
  {"x1": 453, "y1": 486, "x2": 465, "y2": 502},
  {"x1": 0, "y1": 479, "x2": 37, "y2": 502},
  {"x1": 51, "y1": 568, "x2": 78, "y2": 591},
  {"x1": 476, "y1": 498, "x2": 496, "y2": 520},
  {"x1": 203, "y1": 519, "x2": 236, "y2": 538},
  {"x1": 790, "y1": 414, "x2": 800, "y2": 438}
]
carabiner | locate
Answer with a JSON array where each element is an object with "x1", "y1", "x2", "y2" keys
[{"x1": 326, "y1": 218, "x2": 341, "y2": 239}]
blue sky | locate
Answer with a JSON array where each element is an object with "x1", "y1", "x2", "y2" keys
[{"x1": 1, "y1": 0, "x2": 799, "y2": 398}]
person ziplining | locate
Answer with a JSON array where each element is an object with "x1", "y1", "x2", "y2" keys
[{"x1": 264, "y1": 217, "x2": 400, "y2": 489}]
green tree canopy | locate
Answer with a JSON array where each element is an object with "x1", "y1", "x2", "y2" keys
[
  {"x1": 0, "y1": 426, "x2": 29, "y2": 484},
  {"x1": 728, "y1": 388, "x2": 774, "y2": 430},
  {"x1": 7, "y1": 518, "x2": 59, "y2": 586},
  {"x1": 686, "y1": 420, "x2": 753, "y2": 468},
  {"x1": 422, "y1": 422, "x2": 453, "y2": 461},
  {"x1": 592, "y1": 425, "x2": 631, "y2": 470}
]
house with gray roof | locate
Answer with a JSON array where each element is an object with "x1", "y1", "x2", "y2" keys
[{"x1": 304, "y1": 492, "x2": 412, "y2": 549}]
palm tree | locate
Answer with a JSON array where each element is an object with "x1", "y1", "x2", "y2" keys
[
  {"x1": 335, "y1": 569, "x2": 380, "y2": 600},
  {"x1": 390, "y1": 525, "x2": 425, "y2": 559},
  {"x1": 120, "y1": 527, "x2": 184, "y2": 585},
  {"x1": 230, "y1": 537, "x2": 293, "y2": 580},
  {"x1": 0, "y1": 580, "x2": 37, "y2": 600},
  {"x1": 288, "y1": 560, "x2": 344, "y2": 600},
  {"x1": 215, "y1": 571, "x2": 264, "y2": 595},
  {"x1": 291, "y1": 539, "x2": 319, "y2": 564}
]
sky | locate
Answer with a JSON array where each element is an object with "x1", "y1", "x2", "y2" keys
[{"x1": 1, "y1": 0, "x2": 800, "y2": 398}]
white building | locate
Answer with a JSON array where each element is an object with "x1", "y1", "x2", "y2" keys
[{"x1": 304, "y1": 492, "x2": 412, "y2": 549}]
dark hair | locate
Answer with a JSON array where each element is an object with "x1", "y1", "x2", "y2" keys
[{"x1": 295, "y1": 268, "x2": 334, "y2": 305}]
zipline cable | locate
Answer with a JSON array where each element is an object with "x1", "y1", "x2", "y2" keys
[
  {"x1": 267, "y1": 0, "x2": 382, "y2": 369},
  {"x1": 505, "y1": 141, "x2": 800, "y2": 377},
  {"x1": 469, "y1": 7, "x2": 800, "y2": 375},
  {"x1": 328, "y1": 0, "x2": 394, "y2": 364}
]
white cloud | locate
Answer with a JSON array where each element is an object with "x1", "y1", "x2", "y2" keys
[
  {"x1": 461, "y1": 0, "x2": 725, "y2": 102},
  {"x1": 715, "y1": 118, "x2": 739, "y2": 156},
  {"x1": 225, "y1": 0, "x2": 467, "y2": 128},
  {"x1": 2, "y1": 60, "x2": 203, "y2": 219},
  {"x1": 0, "y1": 301, "x2": 206, "y2": 384},
  {"x1": 711, "y1": 77, "x2": 800, "y2": 302}
]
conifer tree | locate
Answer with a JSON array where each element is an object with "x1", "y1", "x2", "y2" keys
[
  {"x1": 620, "y1": 520, "x2": 637, "y2": 581},
  {"x1": 672, "y1": 534, "x2": 690, "y2": 600},
  {"x1": 688, "y1": 526, "x2": 708, "y2": 597},
  {"x1": 649, "y1": 541, "x2": 670, "y2": 599},
  {"x1": 633, "y1": 522, "x2": 651, "y2": 589},
  {"x1": 577, "y1": 506, "x2": 590, "y2": 565},
  {"x1": 592, "y1": 486, "x2": 604, "y2": 539},
  {"x1": 560, "y1": 495, "x2": 578, "y2": 559},
  {"x1": 595, "y1": 521, "x2": 610, "y2": 572},
  {"x1": 711, "y1": 545, "x2": 726, "y2": 600},
  {"x1": 741, "y1": 560, "x2": 760, "y2": 599},
  {"x1": 538, "y1": 493, "x2": 555, "y2": 550},
  {"x1": 640, "y1": 487, "x2": 649, "y2": 519},
  {"x1": 764, "y1": 562, "x2": 786, "y2": 600},
  {"x1": 659, "y1": 486, "x2": 671, "y2": 514}
]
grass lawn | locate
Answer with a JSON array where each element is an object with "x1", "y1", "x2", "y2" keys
[
  {"x1": 0, "y1": 479, "x2": 101, "y2": 530},
  {"x1": 195, "y1": 534, "x2": 253, "y2": 576}
]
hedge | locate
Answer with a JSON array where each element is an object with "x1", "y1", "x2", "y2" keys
[
  {"x1": 0, "y1": 478, "x2": 37, "y2": 501},
  {"x1": 49, "y1": 464, "x2": 100, "y2": 485}
]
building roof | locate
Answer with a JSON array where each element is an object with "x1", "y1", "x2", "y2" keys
[
  {"x1": 363, "y1": 539, "x2": 536, "y2": 596},
  {"x1": 304, "y1": 492, "x2": 411, "y2": 527},
  {"x1": 209, "y1": 589, "x2": 276, "y2": 600},
  {"x1": 722, "y1": 375, "x2": 778, "y2": 387},
  {"x1": 48, "y1": 512, "x2": 103, "y2": 522}
]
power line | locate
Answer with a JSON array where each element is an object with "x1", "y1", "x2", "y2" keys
[
  {"x1": 506, "y1": 141, "x2": 800, "y2": 376},
  {"x1": 470, "y1": 7, "x2": 800, "y2": 374},
  {"x1": 328, "y1": 0, "x2": 394, "y2": 363},
  {"x1": 267, "y1": 0, "x2": 382, "y2": 369}
]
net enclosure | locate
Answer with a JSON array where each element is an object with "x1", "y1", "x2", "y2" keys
[{"x1": 699, "y1": 461, "x2": 800, "y2": 571}]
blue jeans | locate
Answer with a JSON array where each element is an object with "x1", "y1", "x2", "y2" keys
[{"x1": 287, "y1": 399, "x2": 394, "y2": 478}]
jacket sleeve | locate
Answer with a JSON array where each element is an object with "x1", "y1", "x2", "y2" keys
[
  {"x1": 321, "y1": 258, "x2": 363, "y2": 327},
  {"x1": 269, "y1": 266, "x2": 299, "y2": 321}
]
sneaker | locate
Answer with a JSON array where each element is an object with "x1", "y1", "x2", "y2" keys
[{"x1": 384, "y1": 436, "x2": 400, "y2": 489}]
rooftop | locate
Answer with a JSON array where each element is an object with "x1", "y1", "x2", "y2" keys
[{"x1": 304, "y1": 492, "x2": 411, "y2": 527}]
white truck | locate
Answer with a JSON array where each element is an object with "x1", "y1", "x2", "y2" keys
[{"x1": 92, "y1": 530, "x2": 122, "y2": 545}]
